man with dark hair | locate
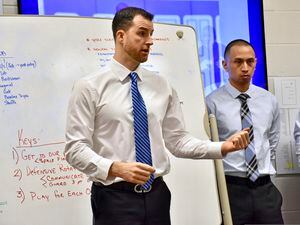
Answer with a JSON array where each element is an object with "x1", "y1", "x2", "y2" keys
[
  {"x1": 65, "y1": 8, "x2": 249, "y2": 225},
  {"x1": 112, "y1": 7, "x2": 153, "y2": 40},
  {"x1": 206, "y1": 39, "x2": 284, "y2": 225}
]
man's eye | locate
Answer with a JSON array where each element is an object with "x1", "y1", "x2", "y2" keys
[
  {"x1": 138, "y1": 31, "x2": 146, "y2": 37},
  {"x1": 246, "y1": 59, "x2": 255, "y2": 65},
  {"x1": 233, "y1": 59, "x2": 255, "y2": 66}
]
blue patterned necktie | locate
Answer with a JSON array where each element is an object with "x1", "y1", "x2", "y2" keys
[
  {"x1": 130, "y1": 72, "x2": 154, "y2": 190},
  {"x1": 237, "y1": 93, "x2": 260, "y2": 182}
]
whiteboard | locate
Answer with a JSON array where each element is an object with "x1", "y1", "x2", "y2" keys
[{"x1": 0, "y1": 16, "x2": 221, "y2": 225}]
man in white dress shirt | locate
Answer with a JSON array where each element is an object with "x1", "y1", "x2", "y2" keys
[
  {"x1": 65, "y1": 8, "x2": 249, "y2": 225},
  {"x1": 206, "y1": 39, "x2": 284, "y2": 225}
]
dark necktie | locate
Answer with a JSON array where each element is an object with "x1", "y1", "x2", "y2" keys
[
  {"x1": 130, "y1": 72, "x2": 154, "y2": 190},
  {"x1": 237, "y1": 93, "x2": 260, "y2": 182}
]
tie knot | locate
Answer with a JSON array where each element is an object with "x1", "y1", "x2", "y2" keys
[
  {"x1": 130, "y1": 72, "x2": 138, "y2": 82},
  {"x1": 237, "y1": 93, "x2": 250, "y2": 102}
]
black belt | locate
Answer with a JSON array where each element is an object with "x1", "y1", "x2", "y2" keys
[
  {"x1": 93, "y1": 177, "x2": 163, "y2": 193},
  {"x1": 225, "y1": 175, "x2": 271, "y2": 187}
]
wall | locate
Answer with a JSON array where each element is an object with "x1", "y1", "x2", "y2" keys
[
  {"x1": 2, "y1": 0, "x2": 17, "y2": 14},
  {"x1": 264, "y1": 0, "x2": 300, "y2": 223}
]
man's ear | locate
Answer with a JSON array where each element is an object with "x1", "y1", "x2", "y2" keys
[
  {"x1": 222, "y1": 59, "x2": 229, "y2": 72},
  {"x1": 116, "y1": 30, "x2": 125, "y2": 44}
]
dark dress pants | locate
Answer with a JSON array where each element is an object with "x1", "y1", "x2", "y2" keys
[
  {"x1": 226, "y1": 175, "x2": 284, "y2": 225},
  {"x1": 91, "y1": 178, "x2": 171, "y2": 225}
]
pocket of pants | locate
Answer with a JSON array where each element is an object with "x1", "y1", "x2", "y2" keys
[
  {"x1": 91, "y1": 184, "x2": 103, "y2": 217},
  {"x1": 272, "y1": 183, "x2": 283, "y2": 206},
  {"x1": 162, "y1": 181, "x2": 172, "y2": 202}
]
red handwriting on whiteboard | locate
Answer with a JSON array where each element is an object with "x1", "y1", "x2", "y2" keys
[
  {"x1": 16, "y1": 187, "x2": 25, "y2": 204},
  {"x1": 18, "y1": 129, "x2": 39, "y2": 147},
  {"x1": 30, "y1": 192, "x2": 50, "y2": 202},
  {"x1": 13, "y1": 168, "x2": 22, "y2": 181}
]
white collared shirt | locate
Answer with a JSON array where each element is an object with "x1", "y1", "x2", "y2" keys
[
  {"x1": 65, "y1": 59, "x2": 222, "y2": 185},
  {"x1": 206, "y1": 82, "x2": 280, "y2": 176}
]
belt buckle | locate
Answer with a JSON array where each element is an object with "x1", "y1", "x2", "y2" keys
[{"x1": 134, "y1": 184, "x2": 152, "y2": 193}]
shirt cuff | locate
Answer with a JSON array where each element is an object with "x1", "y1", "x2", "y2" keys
[
  {"x1": 207, "y1": 141, "x2": 223, "y2": 159},
  {"x1": 94, "y1": 157, "x2": 114, "y2": 181}
]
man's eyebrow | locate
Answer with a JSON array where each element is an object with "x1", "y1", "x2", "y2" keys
[
  {"x1": 137, "y1": 26, "x2": 154, "y2": 35},
  {"x1": 138, "y1": 27, "x2": 153, "y2": 31}
]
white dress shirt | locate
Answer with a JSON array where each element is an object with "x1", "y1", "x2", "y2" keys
[
  {"x1": 206, "y1": 82, "x2": 280, "y2": 176},
  {"x1": 294, "y1": 110, "x2": 300, "y2": 165},
  {"x1": 65, "y1": 59, "x2": 222, "y2": 185}
]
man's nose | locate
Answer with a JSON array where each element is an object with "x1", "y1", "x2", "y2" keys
[
  {"x1": 146, "y1": 36, "x2": 153, "y2": 46},
  {"x1": 241, "y1": 61, "x2": 249, "y2": 71}
]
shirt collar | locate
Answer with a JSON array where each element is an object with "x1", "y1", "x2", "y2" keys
[
  {"x1": 110, "y1": 58, "x2": 144, "y2": 82},
  {"x1": 225, "y1": 82, "x2": 255, "y2": 99}
]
